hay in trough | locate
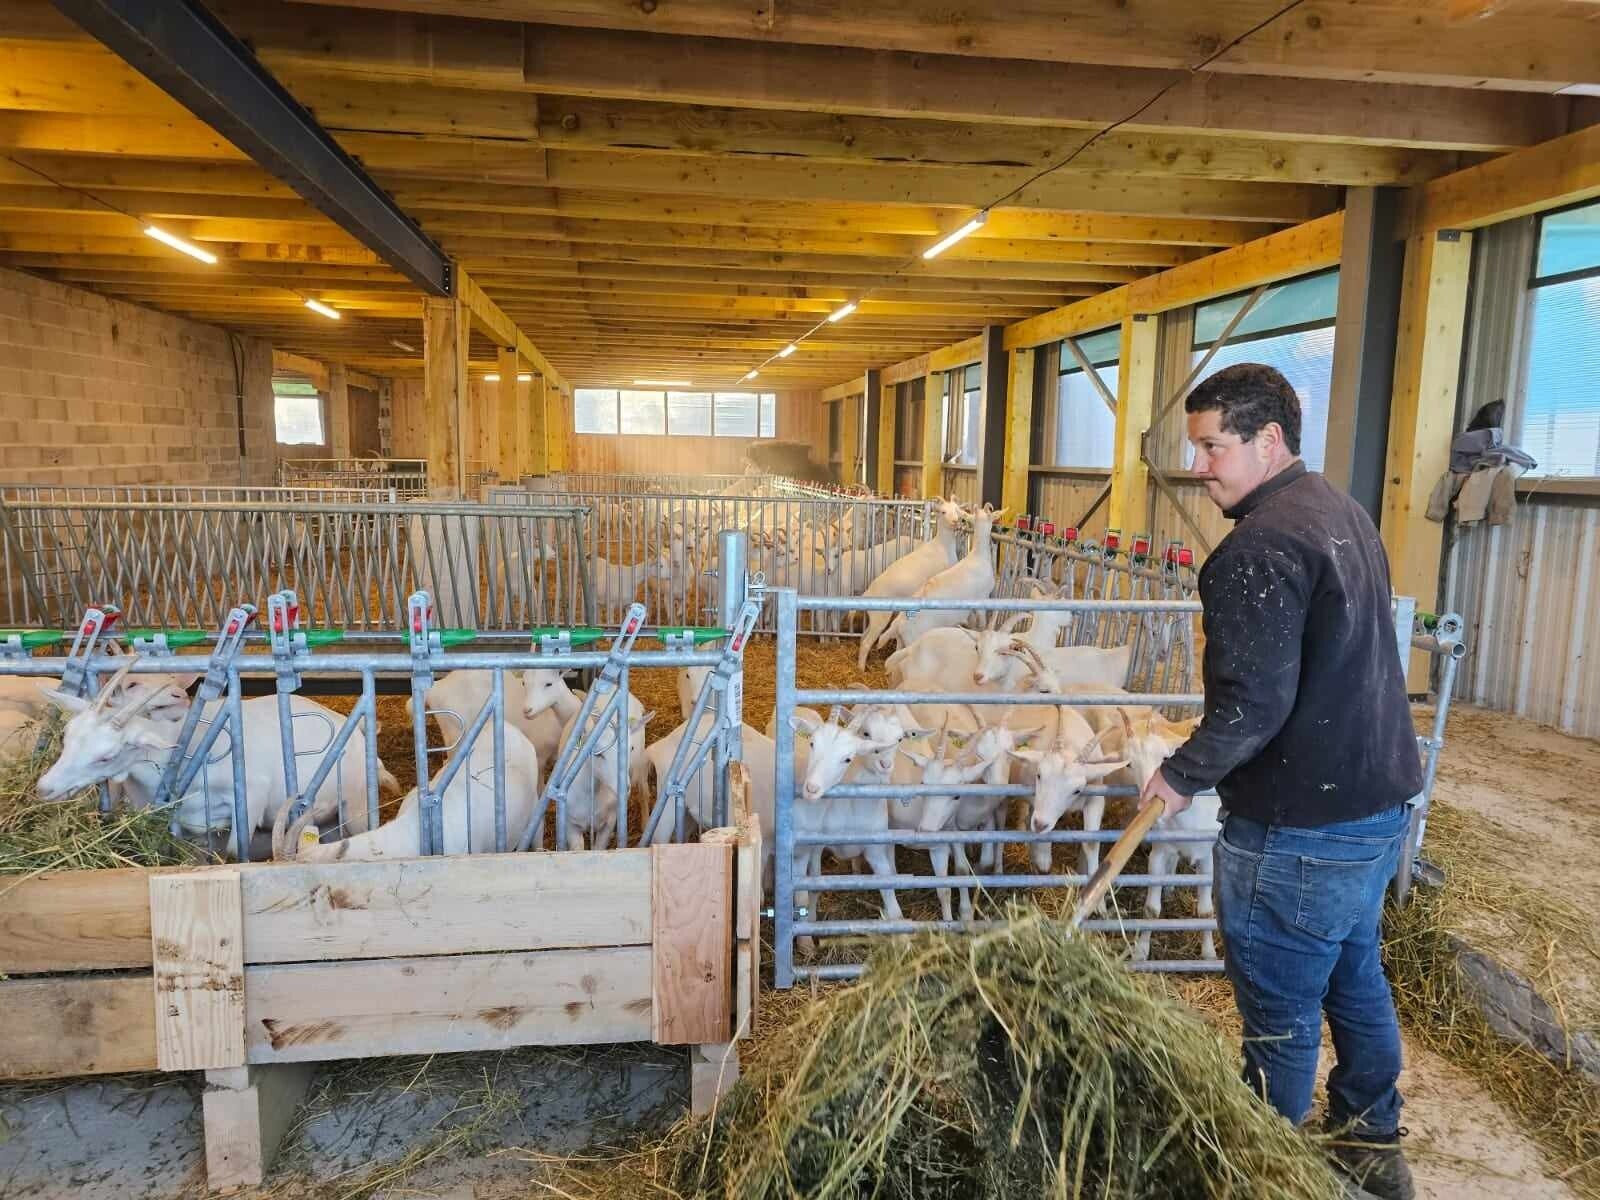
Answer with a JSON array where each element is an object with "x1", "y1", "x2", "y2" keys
[
  {"x1": 668, "y1": 909, "x2": 1341, "y2": 1200},
  {"x1": 0, "y1": 715, "x2": 210, "y2": 881}
]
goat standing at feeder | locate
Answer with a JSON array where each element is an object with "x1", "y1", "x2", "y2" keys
[
  {"x1": 856, "y1": 497, "x2": 968, "y2": 668},
  {"x1": 882, "y1": 505, "x2": 1000, "y2": 655},
  {"x1": 38, "y1": 660, "x2": 391, "y2": 860}
]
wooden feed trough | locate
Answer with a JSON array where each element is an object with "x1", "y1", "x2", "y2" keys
[{"x1": 0, "y1": 765, "x2": 761, "y2": 1192}]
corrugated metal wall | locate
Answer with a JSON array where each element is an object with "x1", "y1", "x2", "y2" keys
[
  {"x1": 1440, "y1": 215, "x2": 1600, "y2": 737},
  {"x1": 1445, "y1": 499, "x2": 1600, "y2": 737}
]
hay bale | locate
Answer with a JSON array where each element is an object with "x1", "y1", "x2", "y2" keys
[{"x1": 671, "y1": 911, "x2": 1341, "y2": 1200}]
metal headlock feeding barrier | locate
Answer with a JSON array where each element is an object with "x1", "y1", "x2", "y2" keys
[{"x1": 765, "y1": 588, "x2": 1467, "y2": 987}]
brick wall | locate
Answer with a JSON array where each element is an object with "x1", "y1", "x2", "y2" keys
[{"x1": 0, "y1": 266, "x2": 275, "y2": 487}]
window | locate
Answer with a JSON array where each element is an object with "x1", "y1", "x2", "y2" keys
[
  {"x1": 1520, "y1": 200, "x2": 1600, "y2": 477},
  {"x1": 619, "y1": 390, "x2": 665, "y2": 435},
  {"x1": 1051, "y1": 326, "x2": 1120, "y2": 468},
  {"x1": 574, "y1": 388, "x2": 619, "y2": 435},
  {"x1": 573, "y1": 389, "x2": 777, "y2": 437},
  {"x1": 273, "y1": 381, "x2": 323, "y2": 445},
  {"x1": 667, "y1": 391, "x2": 712, "y2": 436},
  {"x1": 1188, "y1": 269, "x2": 1339, "y2": 473}
]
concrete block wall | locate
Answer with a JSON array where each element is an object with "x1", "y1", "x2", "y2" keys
[{"x1": 0, "y1": 266, "x2": 275, "y2": 487}]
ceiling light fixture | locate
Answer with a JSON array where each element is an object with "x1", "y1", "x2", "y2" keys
[
  {"x1": 144, "y1": 225, "x2": 217, "y2": 265},
  {"x1": 921, "y1": 210, "x2": 987, "y2": 260},
  {"x1": 827, "y1": 301, "x2": 858, "y2": 323},
  {"x1": 304, "y1": 298, "x2": 341, "y2": 320}
]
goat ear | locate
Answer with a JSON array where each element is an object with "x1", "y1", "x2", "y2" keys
[
  {"x1": 790, "y1": 711, "x2": 822, "y2": 736},
  {"x1": 38, "y1": 685, "x2": 90, "y2": 714}
]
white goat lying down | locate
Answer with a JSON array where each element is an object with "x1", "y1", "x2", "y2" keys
[
  {"x1": 37, "y1": 659, "x2": 392, "y2": 861},
  {"x1": 285, "y1": 724, "x2": 540, "y2": 862}
]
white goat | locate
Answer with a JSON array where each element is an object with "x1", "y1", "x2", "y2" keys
[
  {"x1": 290, "y1": 724, "x2": 540, "y2": 862},
  {"x1": 882, "y1": 505, "x2": 1000, "y2": 654},
  {"x1": 1108, "y1": 712, "x2": 1219, "y2": 962},
  {"x1": 592, "y1": 553, "x2": 672, "y2": 619},
  {"x1": 38, "y1": 660, "x2": 389, "y2": 860},
  {"x1": 856, "y1": 498, "x2": 967, "y2": 668}
]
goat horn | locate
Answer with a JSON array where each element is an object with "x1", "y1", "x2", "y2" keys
[{"x1": 92, "y1": 658, "x2": 140, "y2": 714}]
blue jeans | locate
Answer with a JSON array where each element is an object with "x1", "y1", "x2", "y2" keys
[{"x1": 1213, "y1": 804, "x2": 1408, "y2": 1135}]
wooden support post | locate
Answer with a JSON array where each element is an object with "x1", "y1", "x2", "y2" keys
[
  {"x1": 920, "y1": 370, "x2": 943, "y2": 498},
  {"x1": 423, "y1": 295, "x2": 467, "y2": 496},
  {"x1": 496, "y1": 346, "x2": 522, "y2": 482},
  {"x1": 149, "y1": 871, "x2": 246, "y2": 1073},
  {"x1": 202, "y1": 1063, "x2": 317, "y2": 1192},
  {"x1": 1327, "y1": 187, "x2": 1405, "y2": 521},
  {"x1": 876, "y1": 374, "x2": 896, "y2": 497},
  {"x1": 977, "y1": 325, "x2": 1009, "y2": 510},
  {"x1": 839, "y1": 384, "x2": 861, "y2": 489},
  {"x1": 862, "y1": 369, "x2": 883, "y2": 494},
  {"x1": 1108, "y1": 314, "x2": 1158, "y2": 538},
  {"x1": 325, "y1": 362, "x2": 350, "y2": 458},
  {"x1": 1382, "y1": 228, "x2": 1473, "y2": 690},
  {"x1": 527, "y1": 374, "x2": 548, "y2": 477},
  {"x1": 1002, "y1": 346, "x2": 1036, "y2": 518}
]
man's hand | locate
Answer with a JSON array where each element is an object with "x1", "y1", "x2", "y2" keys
[{"x1": 1141, "y1": 767, "x2": 1193, "y2": 819}]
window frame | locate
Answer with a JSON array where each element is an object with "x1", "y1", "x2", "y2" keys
[{"x1": 1515, "y1": 198, "x2": 1600, "y2": 478}]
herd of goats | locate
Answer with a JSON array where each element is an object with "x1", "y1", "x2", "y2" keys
[{"x1": 0, "y1": 493, "x2": 1216, "y2": 960}]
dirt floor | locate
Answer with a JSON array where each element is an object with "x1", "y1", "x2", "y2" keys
[{"x1": 2, "y1": 643, "x2": 1596, "y2": 1198}]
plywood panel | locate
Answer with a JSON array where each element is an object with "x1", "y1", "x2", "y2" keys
[
  {"x1": 244, "y1": 946, "x2": 653, "y2": 1062},
  {"x1": 651, "y1": 841, "x2": 732, "y2": 1045},
  {"x1": 0, "y1": 866, "x2": 154, "y2": 973},
  {"x1": 151, "y1": 871, "x2": 246, "y2": 1071},
  {"x1": 239, "y1": 850, "x2": 653, "y2": 964},
  {"x1": 0, "y1": 974, "x2": 158, "y2": 1079}
]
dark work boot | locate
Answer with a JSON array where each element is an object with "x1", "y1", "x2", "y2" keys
[{"x1": 1325, "y1": 1125, "x2": 1416, "y2": 1200}]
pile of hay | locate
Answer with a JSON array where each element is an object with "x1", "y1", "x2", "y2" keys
[
  {"x1": 670, "y1": 911, "x2": 1341, "y2": 1200},
  {"x1": 0, "y1": 715, "x2": 208, "y2": 877}
]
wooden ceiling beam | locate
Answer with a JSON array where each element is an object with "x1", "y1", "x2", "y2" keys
[
  {"x1": 413, "y1": 212, "x2": 1201, "y2": 266},
  {"x1": 529, "y1": 95, "x2": 1464, "y2": 186},
  {"x1": 281, "y1": 0, "x2": 1600, "y2": 93},
  {"x1": 530, "y1": 152, "x2": 1332, "y2": 222},
  {"x1": 385, "y1": 186, "x2": 1262, "y2": 245}
]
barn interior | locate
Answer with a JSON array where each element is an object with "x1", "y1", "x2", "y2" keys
[{"x1": 0, "y1": 1, "x2": 1597, "y2": 1197}]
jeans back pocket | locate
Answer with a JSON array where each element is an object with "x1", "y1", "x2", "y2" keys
[{"x1": 1295, "y1": 850, "x2": 1391, "y2": 941}]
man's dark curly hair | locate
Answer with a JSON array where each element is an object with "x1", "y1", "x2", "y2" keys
[{"x1": 1184, "y1": 363, "x2": 1302, "y2": 456}]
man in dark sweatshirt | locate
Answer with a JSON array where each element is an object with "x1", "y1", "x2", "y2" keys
[{"x1": 1140, "y1": 363, "x2": 1422, "y2": 1200}]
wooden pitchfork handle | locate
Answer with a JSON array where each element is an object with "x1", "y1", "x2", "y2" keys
[{"x1": 1068, "y1": 796, "x2": 1166, "y2": 930}]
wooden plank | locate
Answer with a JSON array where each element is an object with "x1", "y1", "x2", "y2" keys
[
  {"x1": 151, "y1": 871, "x2": 246, "y2": 1072},
  {"x1": 1001, "y1": 347, "x2": 1035, "y2": 518},
  {"x1": 290, "y1": 0, "x2": 1600, "y2": 91},
  {"x1": 1381, "y1": 230, "x2": 1474, "y2": 691},
  {"x1": 1107, "y1": 316, "x2": 1158, "y2": 539},
  {"x1": 1005, "y1": 212, "x2": 1346, "y2": 349},
  {"x1": 0, "y1": 867, "x2": 153, "y2": 973},
  {"x1": 1402, "y1": 124, "x2": 1600, "y2": 236},
  {"x1": 244, "y1": 945, "x2": 653, "y2": 1063},
  {"x1": 537, "y1": 152, "x2": 1333, "y2": 224},
  {"x1": 239, "y1": 850, "x2": 653, "y2": 964},
  {"x1": 0, "y1": 974, "x2": 158, "y2": 1079},
  {"x1": 651, "y1": 841, "x2": 733, "y2": 1046},
  {"x1": 202, "y1": 1063, "x2": 318, "y2": 1192}
]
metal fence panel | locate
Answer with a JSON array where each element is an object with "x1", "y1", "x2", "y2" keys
[{"x1": 0, "y1": 498, "x2": 595, "y2": 632}]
